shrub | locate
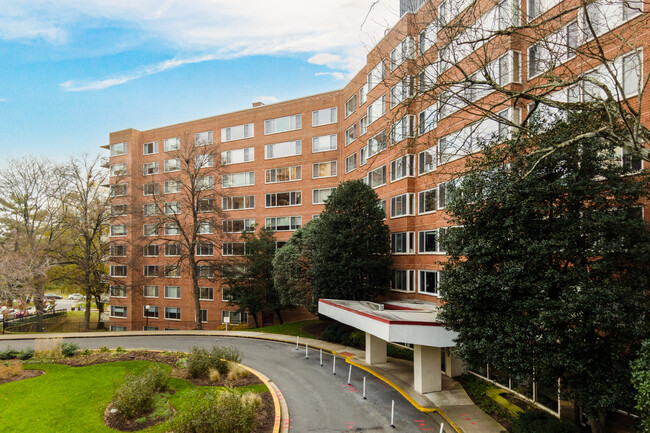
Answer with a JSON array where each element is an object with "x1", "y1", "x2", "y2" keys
[
  {"x1": 80, "y1": 348, "x2": 92, "y2": 356},
  {"x1": 510, "y1": 410, "x2": 578, "y2": 433},
  {"x1": 112, "y1": 365, "x2": 169, "y2": 419},
  {"x1": 176, "y1": 357, "x2": 188, "y2": 368},
  {"x1": 98, "y1": 345, "x2": 110, "y2": 353},
  {"x1": 61, "y1": 342, "x2": 79, "y2": 357},
  {"x1": 18, "y1": 348, "x2": 34, "y2": 360},
  {"x1": 115, "y1": 346, "x2": 126, "y2": 353},
  {"x1": 209, "y1": 368, "x2": 221, "y2": 382},
  {"x1": 213, "y1": 345, "x2": 242, "y2": 364},
  {"x1": 35, "y1": 337, "x2": 62, "y2": 359},
  {"x1": 186, "y1": 346, "x2": 233, "y2": 379},
  {"x1": 227, "y1": 364, "x2": 250, "y2": 381},
  {"x1": 170, "y1": 390, "x2": 260, "y2": 433},
  {"x1": 0, "y1": 347, "x2": 19, "y2": 360}
]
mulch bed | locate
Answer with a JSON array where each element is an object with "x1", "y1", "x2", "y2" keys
[
  {"x1": 57, "y1": 350, "x2": 184, "y2": 367},
  {"x1": 0, "y1": 368, "x2": 44, "y2": 385},
  {"x1": 503, "y1": 392, "x2": 534, "y2": 411},
  {"x1": 171, "y1": 368, "x2": 263, "y2": 388},
  {"x1": 104, "y1": 399, "x2": 176, "y2": 432}
]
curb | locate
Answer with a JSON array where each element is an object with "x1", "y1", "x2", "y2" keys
[{"x1": 240, "y1": 363, "x2": 289, "y2": 433}]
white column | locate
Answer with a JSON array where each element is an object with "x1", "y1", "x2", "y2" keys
[
  {"x1": 365, "y1": 333, "x2": 387, "y2": 365},
  {"x1": 414, "y1": 345, "x2": 441, "y2": 393},
  {"x1": 445, "y1": 349, "x2": 466, "y2": 378}
]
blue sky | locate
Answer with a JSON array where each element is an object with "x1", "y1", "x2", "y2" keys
[{"x1": 0, "y1": 0, "x2": 400, "y2": 162}]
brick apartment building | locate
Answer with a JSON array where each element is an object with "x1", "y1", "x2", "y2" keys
[{"x1": 105, "y1": 0, "x2": 648, "y2": 331}]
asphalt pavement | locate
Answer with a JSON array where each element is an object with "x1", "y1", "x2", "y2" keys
[{"x1": 1, "y1": 335, "x2": 451, "y2": 433}]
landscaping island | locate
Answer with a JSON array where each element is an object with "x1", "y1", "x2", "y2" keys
[{"x1": 0, "y1": 341, "x2": 274, "y2": 433}]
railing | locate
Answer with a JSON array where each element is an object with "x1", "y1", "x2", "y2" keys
[{"x1": 2, "y1": 310, "x2": 68, "y2": 334}]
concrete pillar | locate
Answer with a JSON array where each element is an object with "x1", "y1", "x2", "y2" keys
[
  {"x1": 445, "y1": 349, "x2": 466, "y2": 378},
  {"x1": 414, "y1": 345, "x2": 441, "y2": 393},
  {"x1": 365, "y1": 333, "x2": 387, "y2": 365}
]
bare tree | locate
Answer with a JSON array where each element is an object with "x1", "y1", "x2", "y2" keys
[{"x1": 0, "y1": 157, "x2": 69, "y2": 330}]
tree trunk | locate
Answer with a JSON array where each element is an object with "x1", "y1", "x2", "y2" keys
[
  {"x1": 33, "y1": 277, "x2": 46, "y2": 333},
  {"x1": 589, "y1": 412, "x2": 607, "y2": 433},
  {"x1": 188, "y1": 256, "x2": 203, "y2": 330},
  {"x1": 251, "y1": 312, "x2": 259, "y2": 328},
  {"x1": 95, "y1": 299, "x2": 105, "y2": 330},
  {"x1": 274, "y1": 310, "x2": 284, "y2": 324},
  {"x1": 84, "y1": 291, "x2": 91, "y2": 332}
]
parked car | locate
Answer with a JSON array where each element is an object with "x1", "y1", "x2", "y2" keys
[
  {"x1": 45, "y1": 293, "x2": 63, "y2": 300},
  {"x1": 68, "y1": 293, "x2": 83, "y2": 301}
]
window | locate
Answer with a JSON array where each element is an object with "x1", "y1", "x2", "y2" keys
[
  {"x1": 391, "y1": 36, "x2": 415, "y2": 71},
  {"x1": 196, "y1": 176, "x2": 214, "y2": 190},
  {"x1": 367, "y1": 165, "x2": 387, "y2": 189},
  {"x1": 143, "y1": 183, "x2": 158, "y2": 196},
  {"x1": 360, "y1": 116, "x2": 368, "y2": 136},
  {"x1": 197, "y1": 198, "x2": 214, "y2": 212},
  {"x1": 200, "y1": 287, "x2": 214, "y2": 301},
  {"x1": 528, "y1": 24, "x2": 574, "y2": 79},
  {"x1": 367, "y1": 94, "x2": 387, "y2": 124},
  {"x1": 313, "y1": 188, "x2": 334, "y2": 204},
  {"x1": 221, "y1": 148, "x2": 253, "y2": 165},
  {"x1": 265, "y1": 114, "x2": 302, "y2": 134},
  {"x1": 366, "y1": 131, "x2": 387, "y2": 163},
  {"x1": 221, "y1": 123, "x2": 254, "y2": 142},
  {"x1": 419, "y1": 106, "x2": 437, "y2": 135},
  {"x1": 143, "y1": 306, "x2": 159, "y2": 319},
  {"x1": 111, "y1": 204, "x2": 127, "y2": 217},
  {"x1": 391, "y1": 232, "x2": 415, "y2": 254},
  {"x1": 110, "y1": 163, "x2": 127, "y2": 177},
  {"x1": 419, "y1": 147, "x2": 437, "y2": 175},
  {"x1": 312, "y1": 161, "x2": 337, "y2": 178},
  {"x1": 110, "y1": 265, "x2": 127, "y2": 277},
  {"x1": 419, "y1": 22, "x2": 437, "y2": 54},
  {"x1": 110, "y1": 325, "x2": 127, "y2": 331},
  {"x1": 367, "y1": 61, "x2": 386, "y2": 91},
  {"x1": 164, "y1": 137, "x2": 180, "y2": 151},
  {"x1": 391, "y1": 269, "x2": 415, "y2": 292},
  {"x1": 223, "y1": 242, "x2": 246, "y2": 256},
  {"x1": 419, "y1": 230, "x2": 440, "y2": 253},
  {"x1": 390, "y1": 193, "x2": 415, "y2": 218},
  {"x1": 390, "y1": 155, "x2": 415, "y2": 182},
  {"x1": 436, "y1": 180, "x2": 463, "y2": 210},
  {"x1": 622, "y1": 51, "x2": 641, "y2": 97},
  {"x1": 266, "y1": 191, "x2": 301, "y2": 207},
  {"x1": 165, "y1": 243, "x2": 181, "y2": 256},
  {"x1": 527, "y1": 0, "x2": 560, "y2": 19},
  {"x1": 143, "y1": 244, "x2": 159, "y2": 256},
  {"x1": 200, "y1": 309, "x2": 208, "y2": 323},
  {"x1": 223, "y1": 195, "x2": 255, "y2": 211},
  {"x1": 164, "y1": 265, "x2": 181, "y2": 278},
  {"x1": 222, "y1": 310, "x2": 248, "y2": 324},
  {"x1": 143, "y1": 162, "x2": 159, "y2": 175},
  {"x1": 419, "y1": 63, "x2": 437, "y2": 92},
  {"x1": 313, "y1": 107, "x2": 337, "y2": 127},
  {"x1": 143, "y1": 141, "x2": 158, "y2": 155},
  {"x1": 110, "y1": 184, "x2": 127, "y2": 197},
  {"x1": 195, "y1": 130, "x2": 213, "y2": 146},
  {"x1": 390, "y1": 77, "x2": 415, "y2": 108},
  {"x1": 196, "y1": 243, "x2": 214, "y2": 256},
  {"x1": 164, "y1": 285, "x2": 181, "y2": 299},
  {"x1": 110, "y1": 245, "x2": 127, "y2": 257},
  {"x1": 345, "y1": 95, "x2": 357, "y2": 118},
  {"x1": 418, "y1": 188, "x2": 438, "y2": 214},
  {"x1": 197, "y1": 265, "x2": 214, "y2": 279},
  {"x1": 165, "y1": 201, "x2": 181, "y2": 215},
  {"x1": 165, "y1": 180, "x2": 181, "y2": 194},
  {"x1": 143, "y1": 285, "x2": 159, "y2": 298},
  {"x1": 345, "y1": 124, "x2": 357, "y2": 145},
  {"x1": 265, "y1": 140, "x2": 301, "y2": 159},
  {"x1": 143, "y1": 265, "x2": 159, "y2": 277},
  {"x1": 197, "y1": 221, "x2": 213, "y2": 234},
  {"x1": 164, "y1": 223, "x2": 181, "y2": 236},
  {"x1": 419, "y1": 270, "x2": 440, "y2": 295},
  {"x1": 143, "y1": 224, "x2": 158, "y2": 237},
  {"x1": 110, "y1": 224, "x2": 127, "y2": 237},
  {"x1": 312, "y1": 135, "x2": 337, "y2": 153},
  {"x1": 164, "y1": 158, "x2": 181, "y2": 172},
  {"x1": 265, "y1": 216, "x2": 302, "y2": 231},
  {"x1": 110, "y1": 285, "x2": 127, "y2": 297},
  {"x1": 164, "y1": 307, "x2": 181, "y2": 320},
  {"x1": 143, "y1": 203, "x2": 157, "y2": 216},
  {"x1": 345, "y1": 154, "x2": 357, "y2": 173},
  {"x1": 110, "y1": 306, "x2": 127, "y2": 318},
  {"x1": 110, "y1": 142, "x2": 127, "y2": 157},
  {"x1": 222, "y1": 172, "x2": 255, "y2": 188},
  {"x1": 223, "y1": 218, "x2": 255, "y2": 232},
  {"x1": 359, "y1": 84, "x2": 367, "y2": 105},
  {"x1": 266, "y1": 166, "x2": 301, "y2": 183}
]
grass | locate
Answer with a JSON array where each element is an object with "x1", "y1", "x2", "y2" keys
[
  {"x1": 248, "y1": 319, "x2": 323, "y2": 338},
  {"x1": 0, "y1": 361, "x2": 268, "y2": 432}
]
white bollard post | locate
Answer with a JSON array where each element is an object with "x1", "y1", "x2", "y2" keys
[
  {"x1": 439, "y1": 422, "x2": 444, "y2": 433},
  {"x1": 320, "y1": 348, "x2": 323, "y2": 367},
  {"x1": 347, "y1": 364, "x2": 352, "y2": 385},
  {"x1": 305, "y1": 343, "x2": 309, "y2": 359},
  {"x1": 296, "y1": 336, "x2": 299, "y2": 350},
  {"x1": 332, "y1": 355, "x2": 336, "y2": 375},
  {"x1": 390, "y1": 400, "x2": 395, "y2": 428},
  {"x1": 363, "y1": 376, "x2": 367, "y2": 399}
]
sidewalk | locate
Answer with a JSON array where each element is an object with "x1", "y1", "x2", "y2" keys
[{"x1": 0, "y1": 330, "x2": 506, "y2": 433}]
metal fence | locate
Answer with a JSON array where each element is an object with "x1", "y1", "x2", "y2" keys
[{"x1": 1, "y1": 310, "x2": 68, "y2": 334}]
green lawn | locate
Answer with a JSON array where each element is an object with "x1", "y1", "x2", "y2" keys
[
  {"x1": 248, "y1": 319, "x2": 323, "y2": 338},
  {"x1": 0, "y1": 361, "x2": 267, "y2": 432}
]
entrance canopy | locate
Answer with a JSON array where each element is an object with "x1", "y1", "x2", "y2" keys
[{"x1": 318, "y1": 299, "x2": 458, "y2": 347}]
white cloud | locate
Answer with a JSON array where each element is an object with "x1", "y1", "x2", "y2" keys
[
  {"x1": 315, "y1": 72, "x2": 347, "y2": 81},
  {"x1": 253, "y1": 96, "x2": 279, "y2": 104},
  {"x1": 0, "y1": 98, "x2": 6, "y2": 103},
  {"x1": 4, "y1": 1, "x2": 401, "y2": 86},
  {"x1": 60, "y1": 54, "x2": 221, "y2": 91}
]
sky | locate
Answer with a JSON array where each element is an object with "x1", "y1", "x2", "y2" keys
[{"x1": 0, "y1": 0, "x2": 400, "y2": 162}]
